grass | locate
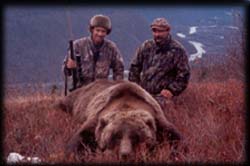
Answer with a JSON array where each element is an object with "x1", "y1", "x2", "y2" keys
[{"x1": 3, "y1": 77, "x2": 245, "y2": 164}]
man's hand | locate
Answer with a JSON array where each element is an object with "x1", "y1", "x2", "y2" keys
[
  {"x1": 160, "y1": 89, "x2": 173, "y2": 99},
  {"x1": 66, "y1": 58, "x2": 77, "y2": 69}
]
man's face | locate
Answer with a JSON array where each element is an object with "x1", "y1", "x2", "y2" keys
[
  {"x1": 91, "y1": 27, "x2": 108, "y2": 45},
  {"x1": 152, "y1": 27, "x2": 169, "y2": 45}
]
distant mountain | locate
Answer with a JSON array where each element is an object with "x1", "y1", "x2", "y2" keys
[{"x1": 4, "y1": 7, "x2": 244, "y2": 85}]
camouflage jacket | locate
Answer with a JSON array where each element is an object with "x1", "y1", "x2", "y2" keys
[
  {"x1": 128, "y1": 35, "x2": 190, "y2": 96},
  {"x1": 63, "y1": 36, "x2": 124, "y2": 86}
]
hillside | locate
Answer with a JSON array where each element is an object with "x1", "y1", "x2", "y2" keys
[
  {"x1": 4, "y1": 7, "x2": 243, "y2": 85},
  {"x1": 3, "y1": 78, "x2": 245, "y2": 163}
]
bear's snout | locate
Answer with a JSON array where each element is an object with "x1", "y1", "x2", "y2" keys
[{"x1": 119, "y1": 134, "x2": 132, "y2": 160}]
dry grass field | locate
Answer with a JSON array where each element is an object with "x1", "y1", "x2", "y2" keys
[{"x1": 3, "y1": 77, "x2": 245, "y2": 164}]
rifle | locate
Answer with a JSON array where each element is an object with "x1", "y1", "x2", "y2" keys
[
  {"x1": 68, "y1": 40, "x2": 78, "y2": 92},
  {"x1": 64, "y1": 7, "x2": 77, "y2": 96},
  {"x1": 64, "y1": 40, "x2": 77, "y2": 96},
  {"x1": 64, "y1": 9, "x2": 78, "y2": 96},
  {"x1": 64, "y1": 9, "x2": 85, "y2": 95}
]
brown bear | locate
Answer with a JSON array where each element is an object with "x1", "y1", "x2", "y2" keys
[{"x1": 58, "y1": 79, "x2": 182, "y2": 160}]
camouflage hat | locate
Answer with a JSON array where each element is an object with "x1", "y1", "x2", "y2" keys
[
  {"x1": 150, "y1": 18, "x2": 170, "y2": 30},
  {"x1": 89, "y1": 14, "x2": 112, "y2": 34}
]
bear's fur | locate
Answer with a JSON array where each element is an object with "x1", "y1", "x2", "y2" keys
[{"x1": 58, "y1": 79, "x2": 182, "y2": 159}]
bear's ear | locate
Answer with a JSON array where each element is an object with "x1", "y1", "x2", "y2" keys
[
  {"x1": 100, "y1": 118, "x2": 107, "y2": 128},
  {"x1": 52, "y1": 96, "x2": 73, "y2": 114}
]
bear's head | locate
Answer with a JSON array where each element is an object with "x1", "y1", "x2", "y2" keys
[{"x1": 95, "y1": 109, "x2": 157, "y2": 160}]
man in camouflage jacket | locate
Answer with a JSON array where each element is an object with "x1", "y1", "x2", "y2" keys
[
  {"x1": 63, "y1": 14, "x2": 124, "y2": 87},
  {"x1": 129, "y1": 17, "x2": 190, "y2": 104}
]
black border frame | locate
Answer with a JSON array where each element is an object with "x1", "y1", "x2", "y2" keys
[{"x1": 1, "y1": 0, "x2": 249, "y2": 165}]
